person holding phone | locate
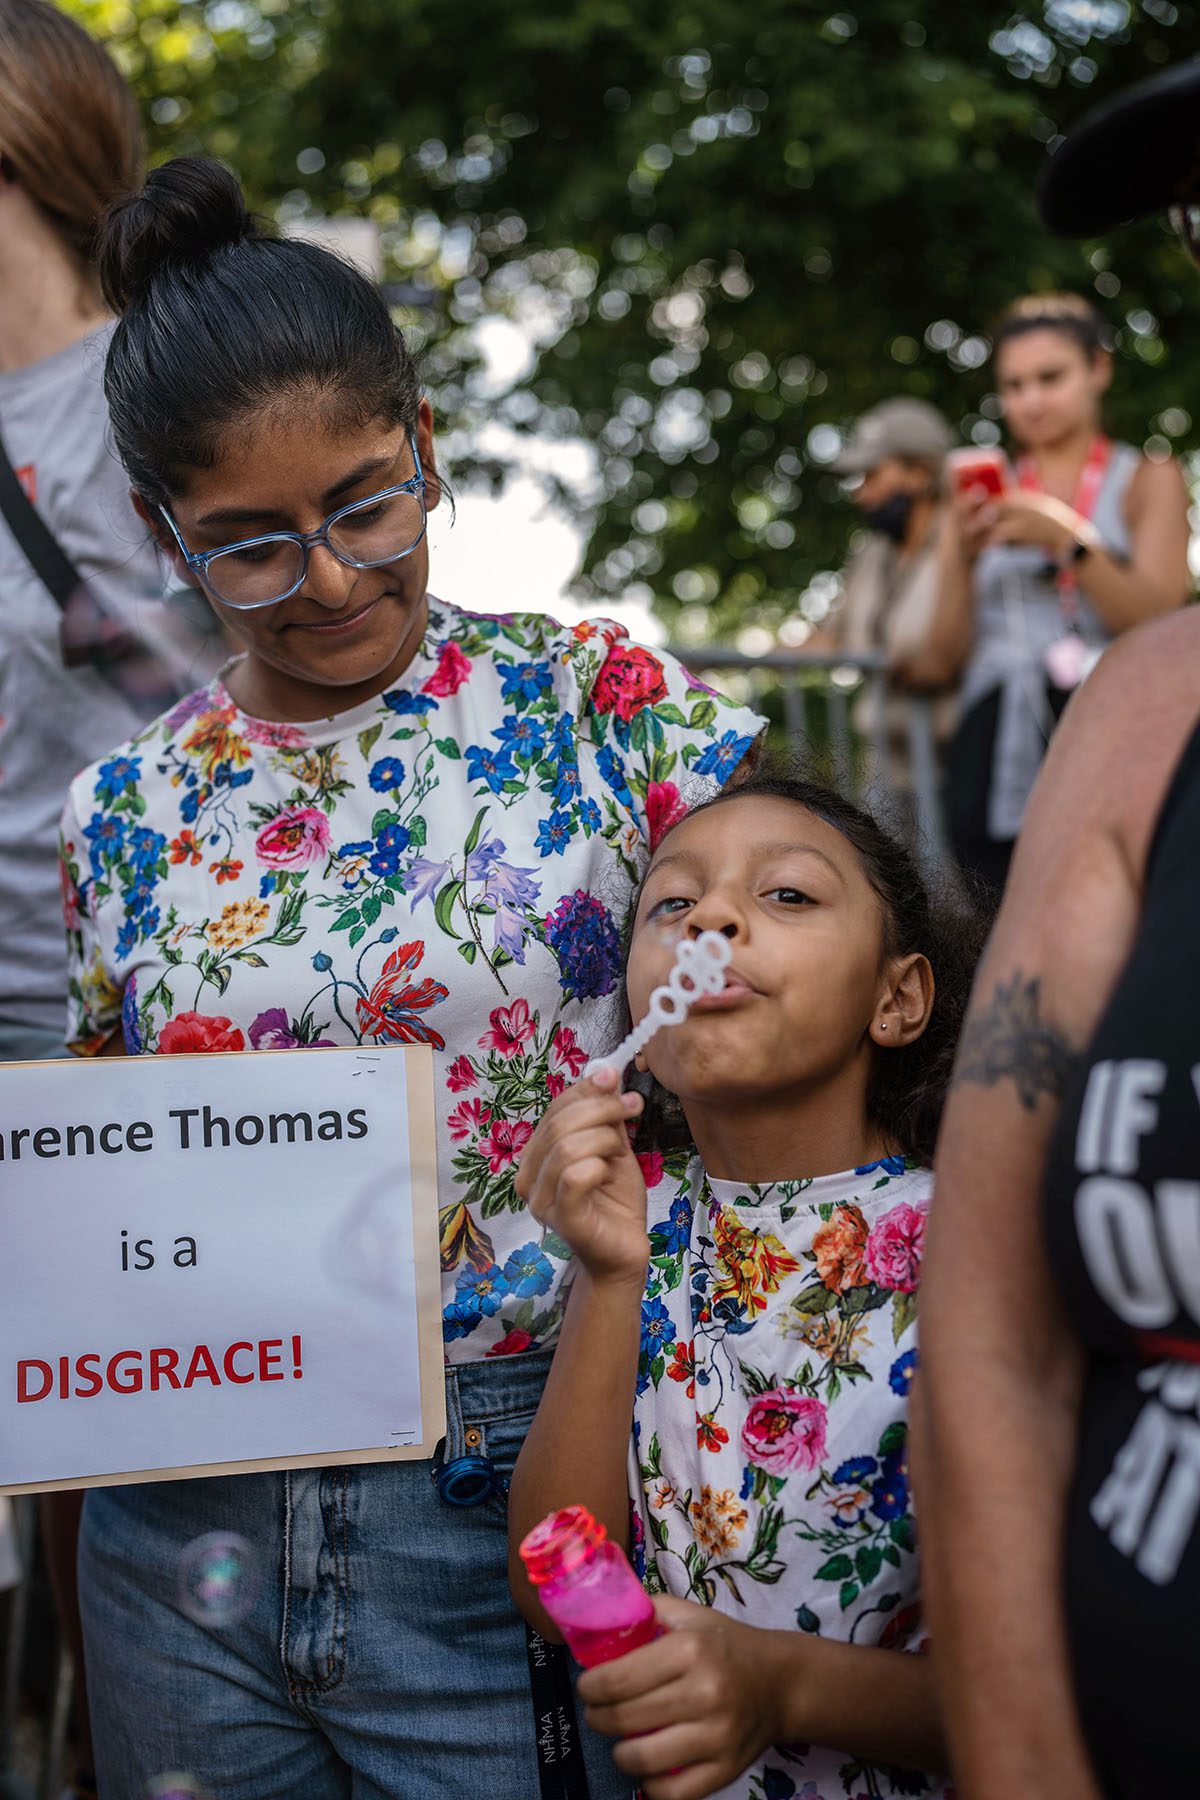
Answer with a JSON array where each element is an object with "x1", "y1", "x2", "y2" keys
[{"x1": 904, "y1": 292, "x2": 1190, "y2": 897}]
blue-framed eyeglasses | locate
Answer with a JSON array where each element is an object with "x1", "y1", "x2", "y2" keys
[{"x1": 159, "y1": 430, "x2": 427, "y2": 611}]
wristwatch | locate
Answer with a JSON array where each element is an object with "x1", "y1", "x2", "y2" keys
[{"x1": 1061, "y1": 523, "x2": 1103, "y2": 571}]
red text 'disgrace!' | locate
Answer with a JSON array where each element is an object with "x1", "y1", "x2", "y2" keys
[{"x1": 16, "y1": 1335, "x2": 304, "y2": 1402}]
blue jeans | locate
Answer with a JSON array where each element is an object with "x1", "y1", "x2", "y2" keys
[
  {"x1": 0, "y1": 1021, "x2": 67, "y2": 1060},
  {"x1": 79, "y1": 1350, "x2": 631, "y2": 1799}
]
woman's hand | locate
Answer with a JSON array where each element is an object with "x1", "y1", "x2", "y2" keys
[
  {"x1": 577, "y1": 1598, "x2": 789, "y2": 1800},
  {"x1": 952, "y1": 483, "x2": 1001, "y2": 561},
  {"x1": 985, "y1": 489, "x2": 1084, "y2": 557},
  {"x1": 952, "y1": 484, "x2": 1082, "y2": 561},
  {"x1": 513, "y1": 1067, "x2": 648, "y2": 1284}
]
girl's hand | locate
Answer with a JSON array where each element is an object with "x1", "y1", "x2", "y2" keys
[
  {"x1": 986, "y1": 490, "x2": 1082, "y2": 557},
  {"x1": 514, "y1": 1067, "x2": 649, "y2": 1284},
  {"x1": 577, "y1": 1597, "x2": 790, "y2": 1800}
]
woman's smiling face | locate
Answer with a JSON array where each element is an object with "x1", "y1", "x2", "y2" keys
[
  {"x1": 995, "y1": 327, "x2": 1110, "y2": 450},
  {"x1": 141, "y1": 396, "x2": 441, "y2": 715},
  {"x1": 627, "y1": 794, "x2": 896, "y2": 1107}
]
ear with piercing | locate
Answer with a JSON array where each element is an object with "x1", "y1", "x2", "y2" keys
[{"x1": 584, "y1": 932, "x2": 732, "y2": 1081}]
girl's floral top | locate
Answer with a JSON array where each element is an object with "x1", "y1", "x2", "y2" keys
[
  {"x1": 629, "y1": 1153, "x2": 949, "y2": 1800},
  {"x1": 59, "y1": 601, "x2": 762, "y2": 1362}
]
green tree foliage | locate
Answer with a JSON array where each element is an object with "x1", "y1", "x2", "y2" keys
[{"x1": 68, "y1": 0, "x2": 1200, "y2": 637}]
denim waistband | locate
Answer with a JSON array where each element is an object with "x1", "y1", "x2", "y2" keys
[
  {"x1": 438, "y1": 1348, "x2": 554, "y2": 1476},
  {"x1": 444, "y1": 1347, "x2": 555, "y2": 1420}
]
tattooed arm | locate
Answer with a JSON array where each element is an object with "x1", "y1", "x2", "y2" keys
[
  {"x1": 953, "y1": 972, "x2": 1080, "y2": 1111},
  {"x1": 916, "y1": 613, "x2": 1200, "y2": 1799}
]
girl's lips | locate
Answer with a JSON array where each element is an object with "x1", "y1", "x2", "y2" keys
[
  {"x1": 287, "y1": 595, "x2": 383, "y2": 637},
  {"x1": 689, "y1": 980, "x2": 759, "y2": 1013}
]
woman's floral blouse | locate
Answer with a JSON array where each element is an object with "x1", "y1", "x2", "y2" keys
[
  {"x1": 59, "y1": 601, "x2": 762, "y2": 1361},
  {"x1": 629, "y1": 1153, "x2": 949, "y2": 1800}
]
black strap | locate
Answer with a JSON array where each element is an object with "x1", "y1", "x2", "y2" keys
[
  {"x1": 0, "y1": 425, "x2": 175, "y2": 694},
  {"x1": 431, "y1": 1444, "x2": 592, "y2": 1799},
  {"x1": 0, "y1": 426, "x2": 85, "y2": 611},
  {"x1": 525, "y1": 1625, "x2": 593, "y2": 1799}
]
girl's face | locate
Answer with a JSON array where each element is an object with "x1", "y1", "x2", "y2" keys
[
  {"x1": 627, "y1": 795, "x2": 927, "y2": 1109},
  {"x1": 994, "y1": 327, "x2": 1111, "y2": 451},
  {"x1": 141, "y1": 396, "x2": 440, "y2": 707}
]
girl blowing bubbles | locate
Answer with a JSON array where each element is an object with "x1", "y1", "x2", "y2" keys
[{"x1": 510, "y1": 774, "x2": 985, "y2": 1800}]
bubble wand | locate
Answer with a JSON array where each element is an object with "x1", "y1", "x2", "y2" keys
[
  {"x1": 583, "y1": 931, "x2": 732, "y2": 1080},
  {"x1": 530, "y1": 933, "x2": 732, "y2": 1268}
]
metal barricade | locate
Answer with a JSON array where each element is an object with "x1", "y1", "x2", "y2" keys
[{"x1": 666, "y1": 645, "x2": 948, "y2": 860}]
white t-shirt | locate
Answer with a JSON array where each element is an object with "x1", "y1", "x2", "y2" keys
[{"x1": 0, "y1": 326, "x2": 220, "y2": 1042}]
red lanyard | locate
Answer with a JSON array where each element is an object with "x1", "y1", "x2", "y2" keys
[{"x1": 1016, "y1": 435, "x2": 1111, "y2": 622}]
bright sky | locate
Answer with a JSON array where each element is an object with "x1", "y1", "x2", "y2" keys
[
  {"x1": 420, "y1": 315, "x2": 666, "y2": 647},
  {"x1": 425, "y1": 444, "x2": 665, "y2": 648},
  {"x1": 280, "y1": 225, "x2": 667, "y2": 646}
]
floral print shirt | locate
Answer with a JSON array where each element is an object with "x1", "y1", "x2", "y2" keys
[
  {"x1": 630, "y1": 1153, "x2": 947, "y2": 1800},
  {"x1": 59, "y1": 601, "x2": 762, "y2": 1362}
]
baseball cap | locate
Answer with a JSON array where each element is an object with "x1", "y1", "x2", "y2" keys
[
  {"x1": 1037, "y1": 59, "x2": 1200, "y2": 236},
  {"x1": 831, "y1": 397, "x2": 955, "y2": 477}
]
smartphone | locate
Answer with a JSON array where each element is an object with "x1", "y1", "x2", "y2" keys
[{"x1": 945, "y1": 446, "x2": 1012, "y2": 501}]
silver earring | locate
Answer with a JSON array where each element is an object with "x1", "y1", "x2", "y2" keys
[{"x1": 879, "y1": 1023, "x2": 888, "y2": 1032}]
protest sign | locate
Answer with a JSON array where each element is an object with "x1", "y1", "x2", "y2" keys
[{"x1": 0, "y1": 1046, "x2": 444, "y2": 1493}]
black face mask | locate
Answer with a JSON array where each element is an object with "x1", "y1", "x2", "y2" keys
[{"x1": 860, "y1": 491, "x2": 915, "y2": 544}]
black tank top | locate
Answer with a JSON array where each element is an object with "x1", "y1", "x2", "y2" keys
[{"x1": 1044, "y1": 714, "x2": 1200, "y2": 1798}]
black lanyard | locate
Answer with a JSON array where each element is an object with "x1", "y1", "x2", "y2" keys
[
  {"x1": 525, "y1": 1625, "x2": 593, "y2": 1800},
  {"x1": 435, "y1": 1446, "x2": 593, "y2": 1798}
]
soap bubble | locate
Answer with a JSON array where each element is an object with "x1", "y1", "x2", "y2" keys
[
  {"x1": 147, "y1": 1776, "x2": 213, "y2": 1800},
  {"x1": 177, "y1": 1531, "x2": 260, "y2": 1629}
]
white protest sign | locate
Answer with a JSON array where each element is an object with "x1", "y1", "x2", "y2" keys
[{"x1": 0, "y1": 1046, "x2": 445, "y2": 1493}]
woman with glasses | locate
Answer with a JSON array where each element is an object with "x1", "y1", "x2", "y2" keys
[
  {"x1": 58, "y1": 155, "x2": 763, "y2": 1798},
  {"x1": 918, "y1": 63, "x2": 1200, "y2": 1800}
]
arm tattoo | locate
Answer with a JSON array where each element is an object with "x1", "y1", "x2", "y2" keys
[{"x1": 953, "y1": 971, "x2": 1081, "y2": 1111}]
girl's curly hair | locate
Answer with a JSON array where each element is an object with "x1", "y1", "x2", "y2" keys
[{"x1": 628, "y1": 769, "x2": 992, "y2": 1168}]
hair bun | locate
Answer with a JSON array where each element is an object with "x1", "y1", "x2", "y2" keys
[{"x1": 98, "y1": 155, "x2": 259, "y2": 312}]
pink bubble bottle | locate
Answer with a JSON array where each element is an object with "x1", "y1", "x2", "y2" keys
[{"x1": 519, "y1": 1504, "x2": 659, "y2": 1667}]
